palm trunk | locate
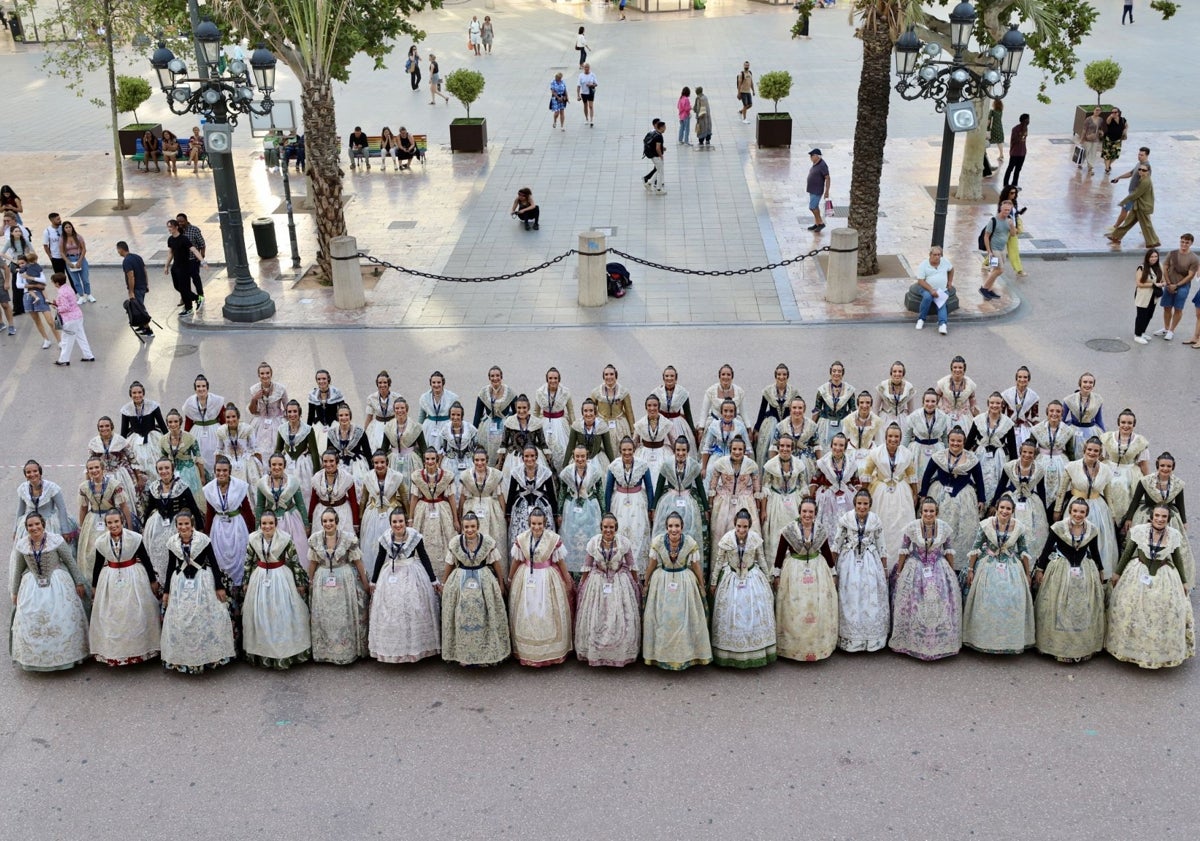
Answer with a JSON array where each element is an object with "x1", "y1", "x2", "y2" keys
[
  {"x1": 103, "y1": 0, "x2": 126, "y2": 209},
  {"x1": 848, "y1": 22, "x2": 894, "y2": 276},
  {"x1": 301, "y1": 73, "x2": 347, "y2": 281},
  {"x1": 953, "y1": 100, "x2": 988, "y2": 201}
]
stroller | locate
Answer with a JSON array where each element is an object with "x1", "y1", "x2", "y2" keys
[
  {"x1": 606, "y1": 262, "x2": 633, "y2": 298},
  {"x1": 123, "y1": 297, "x2": 161, "y2": 343}
]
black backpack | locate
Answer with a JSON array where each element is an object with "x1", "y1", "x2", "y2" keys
[
  {"x1": 642, "y1": 131, "x2": 658, "y2": 159},
  {"x1": 123, "y1": 297, "x2": 152, "y2": 328},
  {"x1": 606, "y1": 262, "x2": 632, "y2": 298},
  {"x1": 977, "y1": 217, "x2": 997, "y2": 251}
]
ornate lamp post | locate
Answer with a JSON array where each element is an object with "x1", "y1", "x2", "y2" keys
[
  {"x1": 893, "y1": 3, "x2": 1026, "y2": 247},
  {"x1": 150, "y1": 22, "x2": 279, "y2": 323}
]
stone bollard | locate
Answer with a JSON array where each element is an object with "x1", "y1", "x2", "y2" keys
[
  {"x1": 577, "y1": 230, "x2": 608, "y2": 307},
  {"x1": 331, "y1": 235, "x2": 366, "y2": 310},
  {"x1": 824, "y1": 226, "x2": 859, "y2": 304}
]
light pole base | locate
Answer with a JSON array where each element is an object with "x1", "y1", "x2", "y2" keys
[{"x1": 222, "y1": 287, "x2": 277, "y2": 323}]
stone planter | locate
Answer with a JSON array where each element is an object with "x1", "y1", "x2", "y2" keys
[
  {"x1": 755, "y1": 113, "x2": 793, "y2": 148},
  {"x1": 1072, "y1": 104, "x2": 1114, "y2": 139},
  {"x1": 449, "y1": 118, "x2": 488, "y2": 153},
  {"x1": 119, "y1": 123, "x2": 162, "y2": 156}
]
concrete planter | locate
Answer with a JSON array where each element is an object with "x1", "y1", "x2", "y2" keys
[
  {"x1": 449, "y1": 118, "x2": 488, "y2": 153},
  {"x1": 755, "y1": 113, "x2": 793, "y2": 148},
  {"x1": 119, "y1": 123, "x2": 162, "y2": 156}
]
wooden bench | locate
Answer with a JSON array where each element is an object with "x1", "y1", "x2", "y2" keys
[
  {"x1": 178, "y1": 137, "x2": 209, "y2": 168},
  {"x1": 354, "y1": 134, "x2": 427, "y2": 165}
]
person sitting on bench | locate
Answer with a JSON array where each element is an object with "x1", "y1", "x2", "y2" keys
[
  {"x1": 349, "y1": 126, "x2": 370, "y2": 171},
  {"x1": 396, "y1": 127, "x2": 419, "y2": 170}
]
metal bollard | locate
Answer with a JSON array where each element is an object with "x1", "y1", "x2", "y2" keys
[
  {"x1": 577, "y1": 231, "x2": 608, "y2": 307},
  {"x1": 824, "y1": 227, "x2": 859, "y2": 304},
  {"x1": 331, "y1": 235, "x2": 366, "y2": 309}
]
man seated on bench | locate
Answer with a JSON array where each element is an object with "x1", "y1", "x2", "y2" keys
[
  {"x1": 281, "y1": 132, "x2": 305, "y2": 173},
  {"x1": 349, "y1": 126, "x2": 370, "y2": 171},
  {"x1": 396, "y1": 127, "x2": 421, "y2": 170}
]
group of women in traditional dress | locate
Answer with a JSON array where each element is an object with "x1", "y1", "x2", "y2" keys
[{"x1": 8, "y1": 358, "x2": 1193, "y2": 673}]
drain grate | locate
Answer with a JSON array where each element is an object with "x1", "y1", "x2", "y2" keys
[
  {"x1": 511, "y1": 148, "x2": 534, "y2": 156},
  {"x1": 174, "y1": 344, "x2": 199, "y2": 357},
  {"x1": 1085, "y1": 338, "x2": 1130, "y2": 353},
  {"x1": 388, "y1": 221, "x2": 417, "y2": 230},
  {"x1": 1030, "y1": 239, "x2": 1067, "y2": 249},
  {"x1": 1048, "y1": 138, "x2": 1076, "y2": 145},
  {"x1": 1040, "y1": 254, "x2": 1070, "y2": 261}
]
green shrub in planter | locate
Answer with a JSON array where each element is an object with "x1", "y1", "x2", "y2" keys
[
  {"x1": 445, "y1": 68, "x2": 486, "y2": 118},
  {"x1": 1083, "y1": 59, "x2": 1121, "y2": 107},
  {"x1": 758, "y1": 70, "x2": 792, "y2": 114}
]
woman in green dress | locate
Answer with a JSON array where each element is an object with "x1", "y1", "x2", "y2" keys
[
  {"x1": 440, "y1": 512, "x2": 510, "y2": 667},
  {"x1": 643, "y1": 512, "x2": 711, "y2": 670}
]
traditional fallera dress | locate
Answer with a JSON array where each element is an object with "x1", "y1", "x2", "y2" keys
[
  {"x1": 459, "y1": 465, "x2": 509, "y2": 575},
  {"x1": 861, "y1": 445, "x2": 917, "y2": 578},
  {"x1": 875, "y1": 378, "x2": 915, "y2": 433},
  {"x1": 534, "y1": 384, "x2": 575, "y2": 470},
  {"x1": 992, "y1": 459, "x2": 1050, "y2": 560},
  {"x1": 1100, "y1": 430, "x2": 1150, "y2": 532},
  {"x1": 160, "y1": 532, "x2": 236, "y2": 674},
  {"x1": 844, "y1": 412, "x2": 885, "y2": 476},
  {"x1": 497, "y1": 415, "x2": 551, "y2": 483},
  {"x1": 369, "y1": 528, "x2": 441, "y2": 663},
  {"x1": 439, "y1": 422, "x2": 479, "y2": 485},
  {"x1": 558, "y1": 461, "x2": 604, "y2": 576},
  {"x1": 651, "y1": 384, "x2": 697, "y2": 458},
  {"x1": 90, "y1": 530, "x2": 160, "y2": 666},
  {"x1": 441, "y1": 534, "x2": 511, "y2": 666},
  {"x1": 203, "y1": 477, "x2": 255, "y2": 589},
  {"x1": 505, "y1": 463, "x2": 558, "y2": 554},
  {"x1": 710, "y1": 529, "x2": 776, "y2": 667},
  {"x1": 813, "y1": 380, "x2": 857, "y2": 450},
  {"x1": 633, "y1": 415, "x2": 672, "y2": 485},
  {"x1": 771, "y1": 416, "x2": 822, "y2": 477},
  {"x1": 121, "y1": 400, "x2": 168, "y2": 476},
  {"x1": 364, "y1": 389, "x2": 397, "y2": 454},
  {"x1": 699, "y1": 417, "x2": 751, "y2": 476},
  {"x1": 9, "y1": 533, "x2": 90, "y2": 671},
  {"x1": 88, "y1": 434, "x2": 140, "y2": 516},
  {"x1": 605, "y1": 458, "x2": 654, "y2": 575},
  {"x1": 706, "y1": 456, "x2": 761, "y2": 568},
  {"x1": 215, "y1": 422, "x2": 262, "y2": 485},
  {"x1": 308, "y1": 467, "x2": 359, "y2": 536},
  {"x1": 965, "y1": 413, "x2": 1017, "y2": 504},
  {"x1": 773, "y1": 521, "x2": 837, "y2": 661},
  {"x1": 242, "y1": 529, "x2": 311, "y2": 669},
  {"x1": 356, "y1": 469, "x2": 407, "y2": 563},
  {"x1": 935, "y1": 375, "x2": 977, "y2": 432},
  {"x1": 160, "y1": 431, "x2": 207, "y2": 515},
  {"x1": 410, "y1": 467, "x2": 457, "y2": 577},
  {"x1": 760, "y1": 455, "x2": 809, "y2": 565},
  {"x1": 962, "y1": 518, "x2": 1035, "y2": 654},
  {"x1": 700, "y1": 383, "x2": 748, "y2": 429},
  {"x1": 473, "y1": 385, "x2": 516, "y2": 463},
  {"x1": 1106, "y1": 524, "x2": 1194, "y2": 669},
  {"x1": 832, "y1": 511, "x2": 890, "y2": 652},
  {"x1": 182, "y1": 391, "x2": 226, "y2": 468},
  {"x1": 1001, "y1": 385, "x2": 1040, "y2": 447},
  {"x1": 14, "y1": 479, "x2": 76, "y2": 541},
  {"x1": 327, "y1": 423, "x2": 373, "y2": 492},
  {"x1": 575, "y1": 534, "x2": 641, "y2": 667},
  {"x1": 919, "y1": 450, "x2": 987, "y2": 573},
  {"x1": 565, "y1": 419, "x2": 616, "y2": 476},
  {"x1": 248, "y1": 380, "x2": 289, "y2": 460},
  {"x1": 813, "y1": 453, "x2": 860, "y2": 543},
  {"x1": 1124, "y1": 474, "x2": 1193, "y2": 587},
  {"x1": 1034, "y1": 521, "x2": 1105, "y2": 662},
  {"x1": 383, "y1": 416, "x2": 426, "y2": 484},
  {"x1": 1030, "y1": 419, "x2": 1073, "y2": 506},
  {"x1": 77, "y1": 477, "x2": 128, "y2": 582},
  {"x1": 306, "y1": 385, "x2": 344, "y2": 443},
  {"x1": 508, "y1": 529, "x2": 572, "y2": 666},
  {"x1": 651, "y1": 458, "x2": 709, "y2": 564},
  {"x1": 275, "y1": 421, "x2": 321, "y2": 491},
  {"x1": 592, "y1": 383, "x2": 636, "y2": 442},
  {"x1": 307, "y1": 530, "x2": 368, "y2": 664},
  {"x1": 903, "y1": 408, "x2": 951, "y2": 480},
  {"x1": 418, "y1": 388, "x2": 459, "y2": 452},
  {"x1": 255, "y1": 474, "x2": 311, "y2": 557},
  {"x1": 642, "y1": 534, "x2": 711, "y2": 670},
  {"x1": 889, "y1": 519, "x2": 962, "y2": 660},
  {"x1": 141, "y1": 477, "x2": 203, "y2": 581},
  {"x1": 1055, "y1": 459, "x2": 1119, "y2": 579},
  {"x1": 753, "y1": 384, "x2": 800, "y2": 466},
  {"x1": 1062, "y1": 391, "x2": 1105, "y2": 458}
]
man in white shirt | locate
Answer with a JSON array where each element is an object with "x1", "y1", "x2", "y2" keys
[
  {"x1": 577, "y1": 64, "x2": 598, "y2": 127},
  {"x1": 915, "y1": 246, "x2": 954, "y2": 334},
  {"x1": 42, "y1": 212, "x2": 66, "y2": 275}
]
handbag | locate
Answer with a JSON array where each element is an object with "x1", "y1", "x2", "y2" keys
[
  {"x1": 53, "y1": 309, "x2": 63, "y2": 330},
  {"x1": 824, "y1": 199, "x2": 835, "y2": 217}
]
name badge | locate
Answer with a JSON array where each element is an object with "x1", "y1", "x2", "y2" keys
[
  {"x1": 923, "y1": 447, "x2": 933, "y2": 457},
  {"x1": 1016, "y1": 501, "x2": 1027, "y2": 511},
  {"x1": 115, "y1": 576, "x2": 126, "y2": 586},
  {"x1": 736, "y1": 578, "x2": 747, "y2": 589},
  {"x1": 1140, "y1": 573, "x2": 1153, "y2": 586},
  {"x1": 546, "y1": 430, "x2": 554, "y2": 439},
  {"x1": 602, "y1": 583, "x2": 613, "y2": 595},
  {"x1": 608, "y1": 421, "x2": 617, "y2": 430},
  {"x1": 676, "y1": 497, "x2": 686, "y2": 507},
  {"x1": 183, "y1": 578, "x2": 196, "y2": 590},
  {"x1": 428, "y1": 509, "x2": 440, "y2": 519},
  {"x1": 801, "y1": 571, "x2": 816, "y2": 585},
  {"x1": 325, "y1": 575, "x2": 338, "y2": 588},
  {"x1": 465, "y1": 579, "x2": 480, "y2": 589},
  {"x1": 996, "y1": 563, "x2": 1007, "y2": 574},
  {"x1": 527, "y1": 573, "x2": 536, "y2": 585},
  {"x1": 36, "y1": 576, "x2": 50, "y2": 588},
  {"x1": 1069, "y1": 567, "x2": 1082, "y2": 579},
  {"x1": 493, "y1": 418, "x2": 503, "y2": 431},
  {"x1": 667, "y1": 580, "x2": 680, "y2": 591},
  {"x1": 830, "y1": 420, "x2": 841, "y2": 428},
  {"x1": 388, "y1": 575, "x2": 398, "y2": 584},
  {"x1": 923, "y1": 566, "x2": 934, "y2": 579},
  {"x1": 95, "y1": 518, "x2": 106, "y2": 532},
  {"x1": 477, "y1": 510, "x2": 487, "y2": 518},
  {"x1": 263, "y1": 576, "x2": 272, "y2": 588}
]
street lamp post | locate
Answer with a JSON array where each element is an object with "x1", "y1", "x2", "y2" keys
[
  {"x1": 150, "y1": 20, "x2": 279, "y2": 323},
  {"x1": 893, "y1": 3, "x2": 1026, "y2": 248}
]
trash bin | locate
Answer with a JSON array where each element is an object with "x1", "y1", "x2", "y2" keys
[
  {"x1": 251, "y1": 217, "x2": 278, "y2": 259},
  {"x1": 9, "y1": 13, "x2": 24, "y2": 40}
]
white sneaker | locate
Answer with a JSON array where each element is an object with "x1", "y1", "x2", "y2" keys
[
  {"x1": 655, "y1": 187, "x2": 667, "y2": 194},
  {"x1": 938, "y1": 324, "x2": 948, "y2": 335},
  {"x1": 86, "y1": 294, "x2": 96, "y2": 303},
  {"x1": 643, "y1": 181, "x2": 652, "y2": 192},
  {"x1": 41, "y1": 339, "x2": 51, "y2": 349},
  {"x1": 742, "y1": 119, "x2": 750, "y2": 125},
  {"x1": 1165, "y1": 330, "x2": 1175, "y2": 341},
  {"x1": 1153, "y1": 328, "x2": 1168, "y2": 337},
  {"x1": 915, "y1": 319, "x2": 924, "y2": 330},
  {"x1": 1134, "y1": 335, "x2": 1149, "y2": 344}
]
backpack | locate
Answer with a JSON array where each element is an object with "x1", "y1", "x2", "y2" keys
[
  {"x1": 606, "y1": 262, "x2": 632, "y2": 298},
  {"x1": 976, "y1": 217, "x2": 997, "y2": 251},
  {"x1": 643, "y1": 131, "x2": 658, "y2": 159},
  {"x1": 123, "y1": 297, "x2": 152, "y2": 328}
]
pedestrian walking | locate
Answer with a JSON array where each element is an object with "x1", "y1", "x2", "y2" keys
[
  {"x1": 1132, "y1": 248, "x2": 1163, "y2": 344},
  {"x1": 1122, "y1": 0, "x2": 1134, "y2": 24},
  {"x1": 550, "y1": 73, "x2": 568, "y2": 131},
  {"x1": 1003, "y1": 114, "x2": 1029, "y2": 187},
  {"x1": 3, "y1": 213, "x2": 32, "y2": 316},
  {"x1": 117, "y1": 241, "x2": 149, "y2": 307},
  {"x1": 176, "y1": 213, "x2": 206, "y2": 304},
  {"x1": 1106, "y1": 164, "x2": 1158, "y2": 249},
  {"x1": 998, "y1": 185, "x2": 1028, "y2": 277},
  {"x1": 1080, "y1": 106, "x2": 1103, "y2": 175},
  {"x1": 429, "y1": 54, "x2": 449, "y2": 104},
  {"x1": 914, "y1": 246, "x2": 954, "y2": 335},
  {"x1": 577, "y1": 63, "x2": 597, "y2": 126},
  {"x1": 642, "y1": 119, "x2": 666, "y2": 194},
  {"x1": 677, "y1": 87, "x2": 692, "y2": 145},
  {"x1": 575, "y1": 27, "x2": 588, "y2": 67},
  {"x1": 694, "y1": 86, "x2": 712, "y2": 146},
  {"x1": 468, "y1": 16, "x2": 482, "y2": 56},
  {"x1": 42, "y1": 211, "x2": 67, "y2": 276},
  {"x1": 481, "y1": 16, "x2": 494, "y2": 54},
  {"x1": 49, "y1": 272, "x2": 94, "y2": 366},
  {"x1": 987, "y1": 99, "x2": 1005, "y2": 162},
  {"x1": 737, "y1": 61, "x2": 755, "y2": 123},
  {"x1": 806, "y1": 148, "x2": 831, "y2": 231},
  {"x1": 1109, "y1": 146, "x2": 1150, "y2": 231},
  {"x1": 406, "y1": 46, "x2": 422, "y2": 91},
  {"x1": 61, "y1": 221, "x2": 93, "y2": 302},
  {"x1": 1156, "y1": 233, "x2": 1197, "y2": 341},
  {"x1": 1102, "y1": 107, "x2": 1127, "y2": 173},
  {"x1": 0, "y1": 247, "x2": 13, "y2": 334},
  {"x1": 18, "y1": 252, "x2": 59, "y2": 348},
  {"x1": 980, "y1": 199, "x2": 1017, "y2": 299},
  {"x1": 164, "y1": 219, "x2": 202, "y2": 316}
]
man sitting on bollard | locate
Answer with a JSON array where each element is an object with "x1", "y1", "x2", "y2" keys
[{"x1": 915, "y1": 246, "x2": 954, "y2": 335}]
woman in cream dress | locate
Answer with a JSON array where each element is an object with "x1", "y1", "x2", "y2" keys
[
  {"x1": 643, "y1": 513, "x2": 711, "y2": 670},
  {"x1": 247, "y1": 362, "x2": 289, "y2": 460},
  {"x1": 830, "y1": 490, "x2": 890, "y2": 653},
  {"x1": 441, "y1": 513, "x2": 510, "y2": 666},
  {"x1": 459, "y1": 448, "x2": 509, "y2": 576},
  {"x1": 77, "y1": 458, "x2": 132, "y2": 582},
  {"x1": 306, "y1": 508, "x2": 369, "y2": 664},
  {"x1": 652, "y1": 365, "x2": 697, "y2": 458},
  {"x1": 861, "y1": 424, "x2": 918, "y2": 581},
  {"x1": 1034, "y1": 500, "x2": 1105, "y2": 663},
  {"x1": 760, "y1": 434, "x2": 810, "y2": 566},
  {"x1": 275, "y1": 400, "x2": 321, "y2": 491},
  {"x1": 355, "y1": 452, "x2": 407, "y2": 563},
  {"x1": 243, "y1": 512, "x2": 311, "y2": 669},
  {"x1": 160, "y1": 512, "x2": 236, "y2": 674},
  {"x1": 935, "y1": 355, "x2": 978, "y2": 431},
  {"x1": 751, "y1": 364, "x2": 800, "y2": 466},
  {"x1": 633, "y1": 395, "x2": 672, "y2": 485},
  {"x1": 903, "y1": 389, "x2": 951, "y2": 480},
  {"x1": 1053, "y1": 437, "x2": 1118, "y2": 580},
  {"x1": 874, "y1": 361, "x2": 915, "y2": 434},
  {"x1": 473, "y1": 365, "x2": 517, "y2": 464},
  {"x1": 699, "y1": 363, "x2": 748, "y2": 432},
  {"x1": 652, "y1": 437, "x2": 709, "y2": 563},
  {"x1": 1030, "y1": 400, "x2": 1073, "y2": 506},
  {"x1": 1100, "y1": 409, "x2": 1150, "y2": 532},
  {"x1": 88, "y1": 416, "x2": 140, "y2": 512},
  {"x1": 182, "y1": 374, "x2": 225, "y2": 469},
  {"x1": 409, "y1": 449, "x2": 459, "y2": 577},
  {"x1": 962, "y1": 496, "x2": 1035, "y2": 655},
  {"x1": 1000, "y1": 365, "x2": 1039, "y2": 447},
  {"x1": 965, "y1": 393, "x2": 1018, "y2": 504},
  {"x1": 1061, "y1": 373, "x2": 1105, "y2": 458},
  {"x1": 215, "y1": 403, "x2": 262, "y2": 486},
  {"x1": 308, "y1": 451, "x2": 359, "y2": 536},
  {"x1": 507, "y1": 509, "x2": 573, "y2": 667},
  {"x1": 710, "y1": 509, "x2": 776, "y2": 668},
  {"x1": 812, "y1": 361, "x2": 857, "y2": 451},
  {"x1": 604, "y1": 438, "x2": 654, "y2": 576},
  {"x1": 706, "y1": 437, "x2": 761, "y2": 568},
  {"x1": 363, "y1": 370, "x2": 398, "y2": 454},
  {"x1": 773, "y1": 500, "x2": 836, "y2": 662},
  {"x1": 575, "y1": 514, "x2": 641, "y2": 667},
  {"x1": 368, "y1": 509, "x2": 441, "y2": 664},
  {"x1": 9, "y1": 513, "x2": 90, "y2": 672},
  {"x1": 844, "y1": 391, "x2": 884, "y2": 476},
  {"x1": 591, "y1": 363, "x2": 636, "y2": 442},
  {"x1": 558, "y1": 444, "x2": 603, "y2": 577},
  {"x1": 1123, "y1": 452, "x2": 1192, "y2": 588},
  {"x1": 533, "y1": 366, "x2": 575, "y2": 470},
  {"x1": 89, "y1": 512, "x2": 162, "y2": 666}
]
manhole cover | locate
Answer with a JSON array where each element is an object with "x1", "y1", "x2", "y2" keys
[
  {"x1": 1085, "y1": 339, "x2": 1130, "y2": 353},
  {"x1": 174, "y1": 344, "x2": 199, "y2": 357}
]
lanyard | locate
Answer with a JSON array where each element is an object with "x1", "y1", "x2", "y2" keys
[
  {"x1": 1157, "y1": 477, "x2": 1172, "y2": 502},
  {"x1": 985, "y1": 414, "x2": 999, "y2": 442},
  {"x1": 600, "y1": 539, "x2": 616, "y2": 571},
  {"x1": 181, "y1": 540, "x2": 192, "y2": 565},
  {"x1": 218, "y1": 482, "x2": 231, "y2": 512},
  {"x1": 197, "y1": 398, "x2": 208, "y2": 421},
  {"x1": 622, "y1": 462, "x2": 635, "y2": 487},
  {"x1": 921, "y1": 522, "x2": 936, "y2": 554},
  {"x1": 1070, "y1": 525, "x2": 1084, "y2": 549},
  {"x1": 924, "y1": 411, "x2": 936, "y2": 440},
  {"x1": 31, "y1": 537, "x2": 45, "y2": 576},
  {"x1": 663, "y1": 388, "x2": 674, "y2": 412},
  {"x1": 1012, "y1": 388, "x2": 1026, "y2": 418},
  {"x1": 546, "y1": 389, "x2": 558, "y2": 414},
  {"x1": 270, "y1": 479, "x2": 285, "y2": 506},
  {"x1": 1117, "y1": 433, "x2": 1131, "y2": 462},
  {"x1": 735, "y1": 538, "x2": 747, "y2": 572},
  {"x1": 1149, "y1": 528, "x2": 1165, "y2": 560},
  {"x1": 995, "y1": 523, "x2": 1011, "y2": 549},
  {"x1": 778, "y1": 458, "x2": 793, "y2": 494},
  {"x1": 828, "y1": 381, "x2": 842, "y2": 406},
  {"x1": 431, "y1": 393, "x2": 444, "y2": 417},
  {"x1": 1047, "y1": 423, "x2": 1059, "y2": 452},
  {"x1": 422, "y1": 469, "x2": 443, "y2": 495},
  {"x1": 855, "y1": 516, "x2": 867, "y2": 553},
  {"x1": 377, "y1": 391, "x2": 393, "y2": 419},
  {"x1": 887, "y1": 449, "x2": 898, "y2": 477},
  {"x1": 287, "y1": 425, "x2": 299, "y2": 448},
  {"x1": 323, "y1": 536, "x2": 338, "y2": 568},
  {"x1": 1082, "y1": 460, "x2": 1098, "y2": 497},
  {"x1": 261, "y1": 535, "x2": 273, "y2": 560},
  {"x1": 603, "y1": 385, "x2": 619, "y2": 415},
  {"x1": 473, "y1": 469, "x2": 488, "y2": 497},
  {"x1": 109, "y1": 535, "x2": 123, "y2": 561},
  {"x1": 947, "y1": 451, "x2": 963, "y2": 473},
  {"x1": 890, "y1": 384, "x2": 904, "y2": 415},
  {"x1": 28, "y1": 483, "x2": 42, "y2": 512},
  {"x1": 832, "y1": 456, "x2": 846, "y2": 486},
  {"x1": 323, "y1": 472, "x2": 337, "y2": 499},
  {"x1": 949, "y1": 379, "x2": 964, "y2": 406},
  {"x1": 666, "y1": 536, "x2": 682, "y2": 567},
  {"x1": 461, "y1": 534, "x2": 482, "y2": 565},
  {"x1": 529, "y1": 534, "x2": 543, "y2": 563},
  {"x1": 88, "y1": 477, "x2": 109, "y2": 510},
  {"x1": 795, "y1": 523, "x2": 815, "y2": 554},
  {"x1": 774, "y1": 388, "x2": 788, "y2": 415},
  {"x1": 573, "y1": 468, "x2": 586, "y2": 498},
  {"x1": 719, "y1": 421, "x2": 734, "y2": 450}
]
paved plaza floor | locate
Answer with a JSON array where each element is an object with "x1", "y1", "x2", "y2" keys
[{"x1": 2, "y1": 3, "x2": 1199, "y2": 839}]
